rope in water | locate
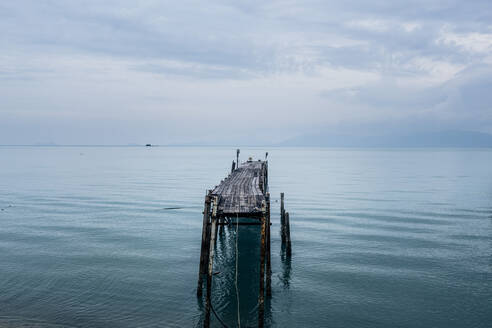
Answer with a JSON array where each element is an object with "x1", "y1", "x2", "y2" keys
[
  {"x1": 209, "y1": 216, "x2": 230, "y2": 328},
  {"x1": 210, "y1": 302, "x2": 229, "y2": 328},
  {"x1": 208, "y1": 214, "x2": 240, "y2": 328}
]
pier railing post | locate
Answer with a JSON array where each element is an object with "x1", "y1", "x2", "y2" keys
[{"x1": 197, "y1": 192, "x2": 212, "y2": 297}]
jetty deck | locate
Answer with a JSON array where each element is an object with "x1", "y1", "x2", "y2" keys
[
  {"x1": 197, "y1": 151, "x2": 290, "y2": 328},
  {"x1": 211, "y1": 160, "x2": 268, "y2": 217}
]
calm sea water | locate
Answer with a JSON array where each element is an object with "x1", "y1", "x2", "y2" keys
[{"x1": 0, "y1": 146, "x2": 491, "y2": 327}]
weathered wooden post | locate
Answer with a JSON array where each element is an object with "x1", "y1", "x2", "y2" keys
[
  {"x1": 205, "y1": 215, "x2": 218, "y2": 328},
  {"x1": 264, "y1": 159, "x2": 268, "y2": 191},
  {"x1": 213, "y1": 197, "x2": 219, "y2": 246},
  {"x1": 266, "y1": 193, "x2": 272, "y2": 298},
  {"x1": 280, "y1": 192, "x2": 285, "y2": 243},
  {"x1": 258, "y1": 200, "x2": 267, "y2": 328},
  {"x1": 231, "y1": 160, "x2": 235, "y2": 173},
  {"x1": 280, "y1": 193, "x2": 292, "y2": 256},
  {"x1": 219, "y1": 217, "x2": 224, "y2": 234},
  {"x1": 197, "y1": 192, "x2": 212, "y2": 297},
  {"x1": 285, "y1": 212, "x2": 291, "y2": 256}
]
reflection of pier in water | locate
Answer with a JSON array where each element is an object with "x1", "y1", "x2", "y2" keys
[
  {"x1": 201, "y1": 225, "x2": 272, "y2": 327},
  {"x1": 280, "y1": 243, "x2": 292, "y2": 289},
  {"x1": 196, "y1": 151, "x2": 291, "y2": 327}
]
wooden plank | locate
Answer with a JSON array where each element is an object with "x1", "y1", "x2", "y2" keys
[{"x1": 211, "y1": 160, "x2": 267, "y2": 216}]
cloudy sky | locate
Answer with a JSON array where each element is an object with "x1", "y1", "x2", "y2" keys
[{"x1": 1, "y1": 0, "x2": 492, "y2": 145}]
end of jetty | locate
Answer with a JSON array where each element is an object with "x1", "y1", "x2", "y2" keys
[{"x1": 196, "y1": 150, "x2": 291, "y2": 328}]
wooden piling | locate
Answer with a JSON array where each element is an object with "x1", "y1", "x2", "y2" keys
[
  {"x1": 264, "y1": 159, "x2": 268, "y2": 191},
  {"x1": 231, "y1": 160, "x2": 235, "y2": 173},
  {"x1": 212, "y1": 196, "x2": 219, "y2": 247},
  {"x1": 258, "y1": 214, "x2": 267, "y2": 328},
  {"x1": 266, "y1": 193, "x2": 272, "y2": 298},
  {"x1": 285, "y1": 212, "x2": 291, "y2": 256},
  {"x1": 280, "y1": 193, "x2": 285, "y2": 220},
  {"x1": 197, "y1": 193, "x2": 211, "y2": 297},
  {"x1": 205, "y1": 216, "x2": 218, "y2": 328},
  {"x1": 280, "y1": 192, "x2": 285, "y2": 243},
  {"x1": 219, "y1": 217, "x2": 224, "y2": 234}
]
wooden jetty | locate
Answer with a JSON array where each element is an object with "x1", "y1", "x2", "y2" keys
[
  {"x1": 197, "y1": 151, "x2": 293, "y2": 328},
  {"x1": 210, "y1": 160, "x2": 268, "y2": 217}
]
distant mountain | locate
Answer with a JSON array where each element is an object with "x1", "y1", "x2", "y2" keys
[{"x1": 277, "y1": 130, "x2": 492, "y2": 148}]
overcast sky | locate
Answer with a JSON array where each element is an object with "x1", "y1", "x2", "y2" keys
[{"x1": 1, "y1": 0, "x2": 492, "y2": 145}]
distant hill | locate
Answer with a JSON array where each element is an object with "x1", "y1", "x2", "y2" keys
[{"x1": 277, "y1": 130, "x2": 492, "y2": 148}]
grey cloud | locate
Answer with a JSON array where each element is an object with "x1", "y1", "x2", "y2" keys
[
  {"x1": 1, "y1": 0, "x2": 492, "y2": 144},
  {"x1": 2, "y1": 0, "x2": 490, "y2": 75},
  {"x1": 1, "y1": 1, "x2": 276, "y2": 74},
  {"x1": 131, "y1": 63, "x2": 256, "y2": 80},
  {"x1": 319, "y1": 63, "x2": 492, "y2": 133},
  {"x1": 320, "y1": 83, "x2": 448, "y2": 110},
  {"x1": 434, "y1": 64, "x2": 492, "y2": 119}
]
